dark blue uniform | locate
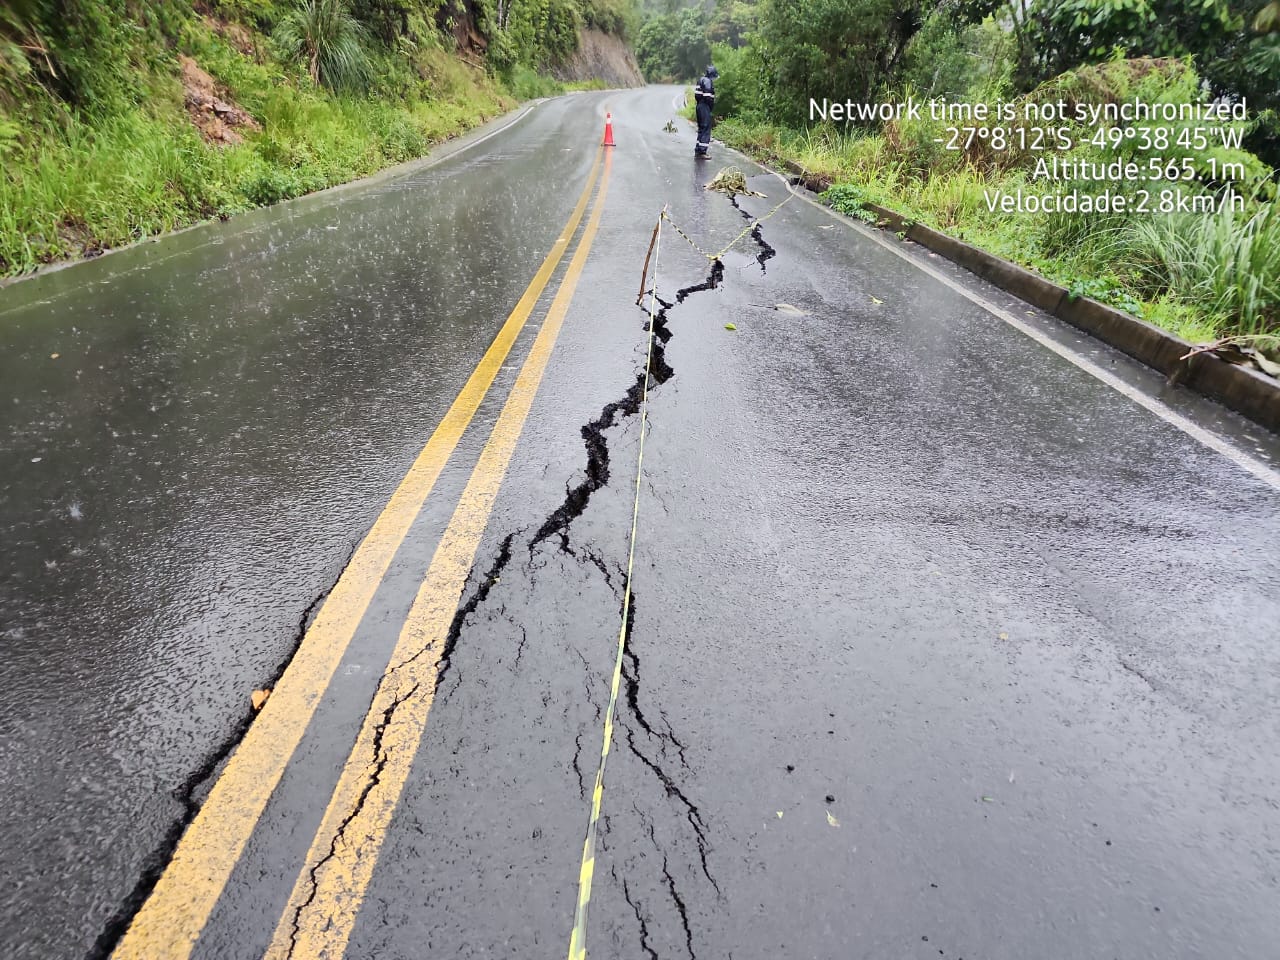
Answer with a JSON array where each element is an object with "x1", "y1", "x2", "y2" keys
[{"x1": 694, "y1": 65, "x2": 717, "y2": 157}]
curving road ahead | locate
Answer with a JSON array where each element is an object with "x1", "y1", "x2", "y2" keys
[{"x1": 1, "y1": 85, "x2": 1279, "y2": 960}]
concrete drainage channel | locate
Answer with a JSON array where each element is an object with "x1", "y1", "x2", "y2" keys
[{"x1": 778, "y1": 160, "x2": 1280, "y2": 434}]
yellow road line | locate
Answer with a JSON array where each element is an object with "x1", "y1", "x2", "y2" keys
[
  {"x1": 110, "y1": 148, "x2": 604, "y2": 960},
  {"x1": 265, "y1": 150, "x2": 613, "y2": 960}
]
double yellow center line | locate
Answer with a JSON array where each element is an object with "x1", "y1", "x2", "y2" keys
[{"x1": 113, "y1": 146, "x2": 612, "y2": 960}]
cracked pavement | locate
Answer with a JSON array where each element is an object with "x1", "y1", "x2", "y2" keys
[{"x1": 2, "y1": 85, "x2": 1280, "y2": 960}]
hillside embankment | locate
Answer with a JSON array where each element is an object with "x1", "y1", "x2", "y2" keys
[{"x1": 0, "y1": 1, "x2": 641, "y2": 279}]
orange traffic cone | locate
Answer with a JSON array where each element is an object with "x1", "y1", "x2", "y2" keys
[{"x1": 602, "y1": 113, "x2": 615, "y2": 147}]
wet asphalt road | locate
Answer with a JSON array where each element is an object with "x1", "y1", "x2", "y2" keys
[{"x1": 2, "y1": 85, "x2": 1280, "y2": 960}]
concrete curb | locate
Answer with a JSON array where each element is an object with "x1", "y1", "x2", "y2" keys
[{"x1": 777, "y1": 160, "x2": 1280, "y2": 433}]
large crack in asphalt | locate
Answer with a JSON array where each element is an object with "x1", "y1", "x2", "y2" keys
[
  {"x1": 92, "y1": 200, "x2": 773, "y2": 959},
  {"x1": 536, "y1": 254, "x2": 727, "y2": 884},
  {"x1": 623, "y1": 875, "x2": 661, "y2": 960},
  {"x1": 433, "y1": 531, "x2": 519, "y2": 696},
  {"x1": 728, "y1": 194, "x2": 778, "y2": 271},
  {"x1": 279, "y1": 529, "x2": 522, "y2": 957},
  {"x1": 663, "y1": 854, "x2": 697, "y2": 960},
  {"x1": 285, "y1": 678, "x2": 421, "y2": 956},
  {"x1": 474, "y1": 216, "x2": 770, "y2": 948},
  {"x1": 87, "y1": 539, "x2": 359, "y2": 960},
  {"x1": 523, "y1": 260, "x2": 695, "y2": 559},
  {"x1": 283, "y1": 205, "x2": 767, "y2": 954},
  {"x1": 619, "y1": 594, "x2": 720, "y2": 897}
]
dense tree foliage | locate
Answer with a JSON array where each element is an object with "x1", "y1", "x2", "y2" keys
[
  {"x1": 633, "y1": 0, "x2": 1278, "y2": 162},
  {"x1": 706, "y1": 0, "x2": 759, "y2": 47},
  {"x1": 999, "y1": 0, "x2": 1280, "y2": 163},
  {"x1": 752, "y1": 0, "x2": 955, "y2": 124},
  {"x1": 635, "y1": 6, "x2": 710, "y2": 80},
  {"x1": 1013, "y1": 0, "x2": 1279, "y2": 107}
]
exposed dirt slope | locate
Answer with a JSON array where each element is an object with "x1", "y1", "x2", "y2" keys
[
  {"x1": 180, "y1": 55, "x2": 259, "y2": 146},
  {"x1": 555, "y1": 28, "x2": 643, "y2": 87}
]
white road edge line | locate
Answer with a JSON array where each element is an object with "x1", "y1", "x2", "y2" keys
[
  {"x1": 759, "y1": 168, "x2": 1280, "y2": 494},
  {"x1": 392, "y1": 103, "x2": 537, "y2": 178}
]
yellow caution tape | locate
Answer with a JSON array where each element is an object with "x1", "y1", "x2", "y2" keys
[
  {"x1": 565, "y1": 208, "x2": 666, "y2": 960},
  {"x1": 662, "y1": 188, "x2": 795, "y2": 262},
  {"x1": 567, "y1": 176, "x2": 800, "y2": 956}
]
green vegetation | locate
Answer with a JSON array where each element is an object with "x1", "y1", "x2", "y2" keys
[
  {"x1": 635, "y1": 5, "x2": 709, "y2": 82},
  {"x1": 646, "y1": 0, "x2": 1279, "y2": 342},
  {"x1": 0, "y1": 0, "x2": 638, "y2": 277},
  {"x1": 1124, "y1": 205, "x2": 1280, "y2": 338},
  {"x1": 273, "y1": 0, "x2": 373, "y2": 91}
]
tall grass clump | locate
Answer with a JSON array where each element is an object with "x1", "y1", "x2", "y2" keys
[
  {"x1": 273, "y1": 0, "x2": 371, "y2": 92},
  {"x1": 1123, "y1": 203, "x2": 1280, "y2": 335}
]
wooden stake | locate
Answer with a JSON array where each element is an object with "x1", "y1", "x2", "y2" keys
[{"x1": 636, "y1": 214, "x2": 661, "y2": 305}]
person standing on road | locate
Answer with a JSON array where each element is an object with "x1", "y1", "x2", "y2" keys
[{"x1": 694, "y1": 64, "x2": 718, "y2": 158}]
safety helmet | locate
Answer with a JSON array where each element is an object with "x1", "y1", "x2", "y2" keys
[{"x1": 706, "y1": 64, "x2": 718, "y2": 79}]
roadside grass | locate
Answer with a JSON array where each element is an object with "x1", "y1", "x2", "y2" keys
[
  {"x1": 502, "y1": 65, "x2": 609, "y2": 98},
  {"x1": 503, "y1": 65, "x2": 566, "y2": 100},
  {"x1": 563, "y1": 78, "x2": 610, "y2": 92},
  {"x1": 1120, "y1": 204, "x2": 1280, "y2": 338},
  {"x1": 0, "y1": 24, "x2": 529, "y2": 277},
  {"x1": 715, "y1": 115, "x2": 1278, "y2": 341},
  {"x1": 0, "y1": 107, "x2": 227, "y2": 271}
]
